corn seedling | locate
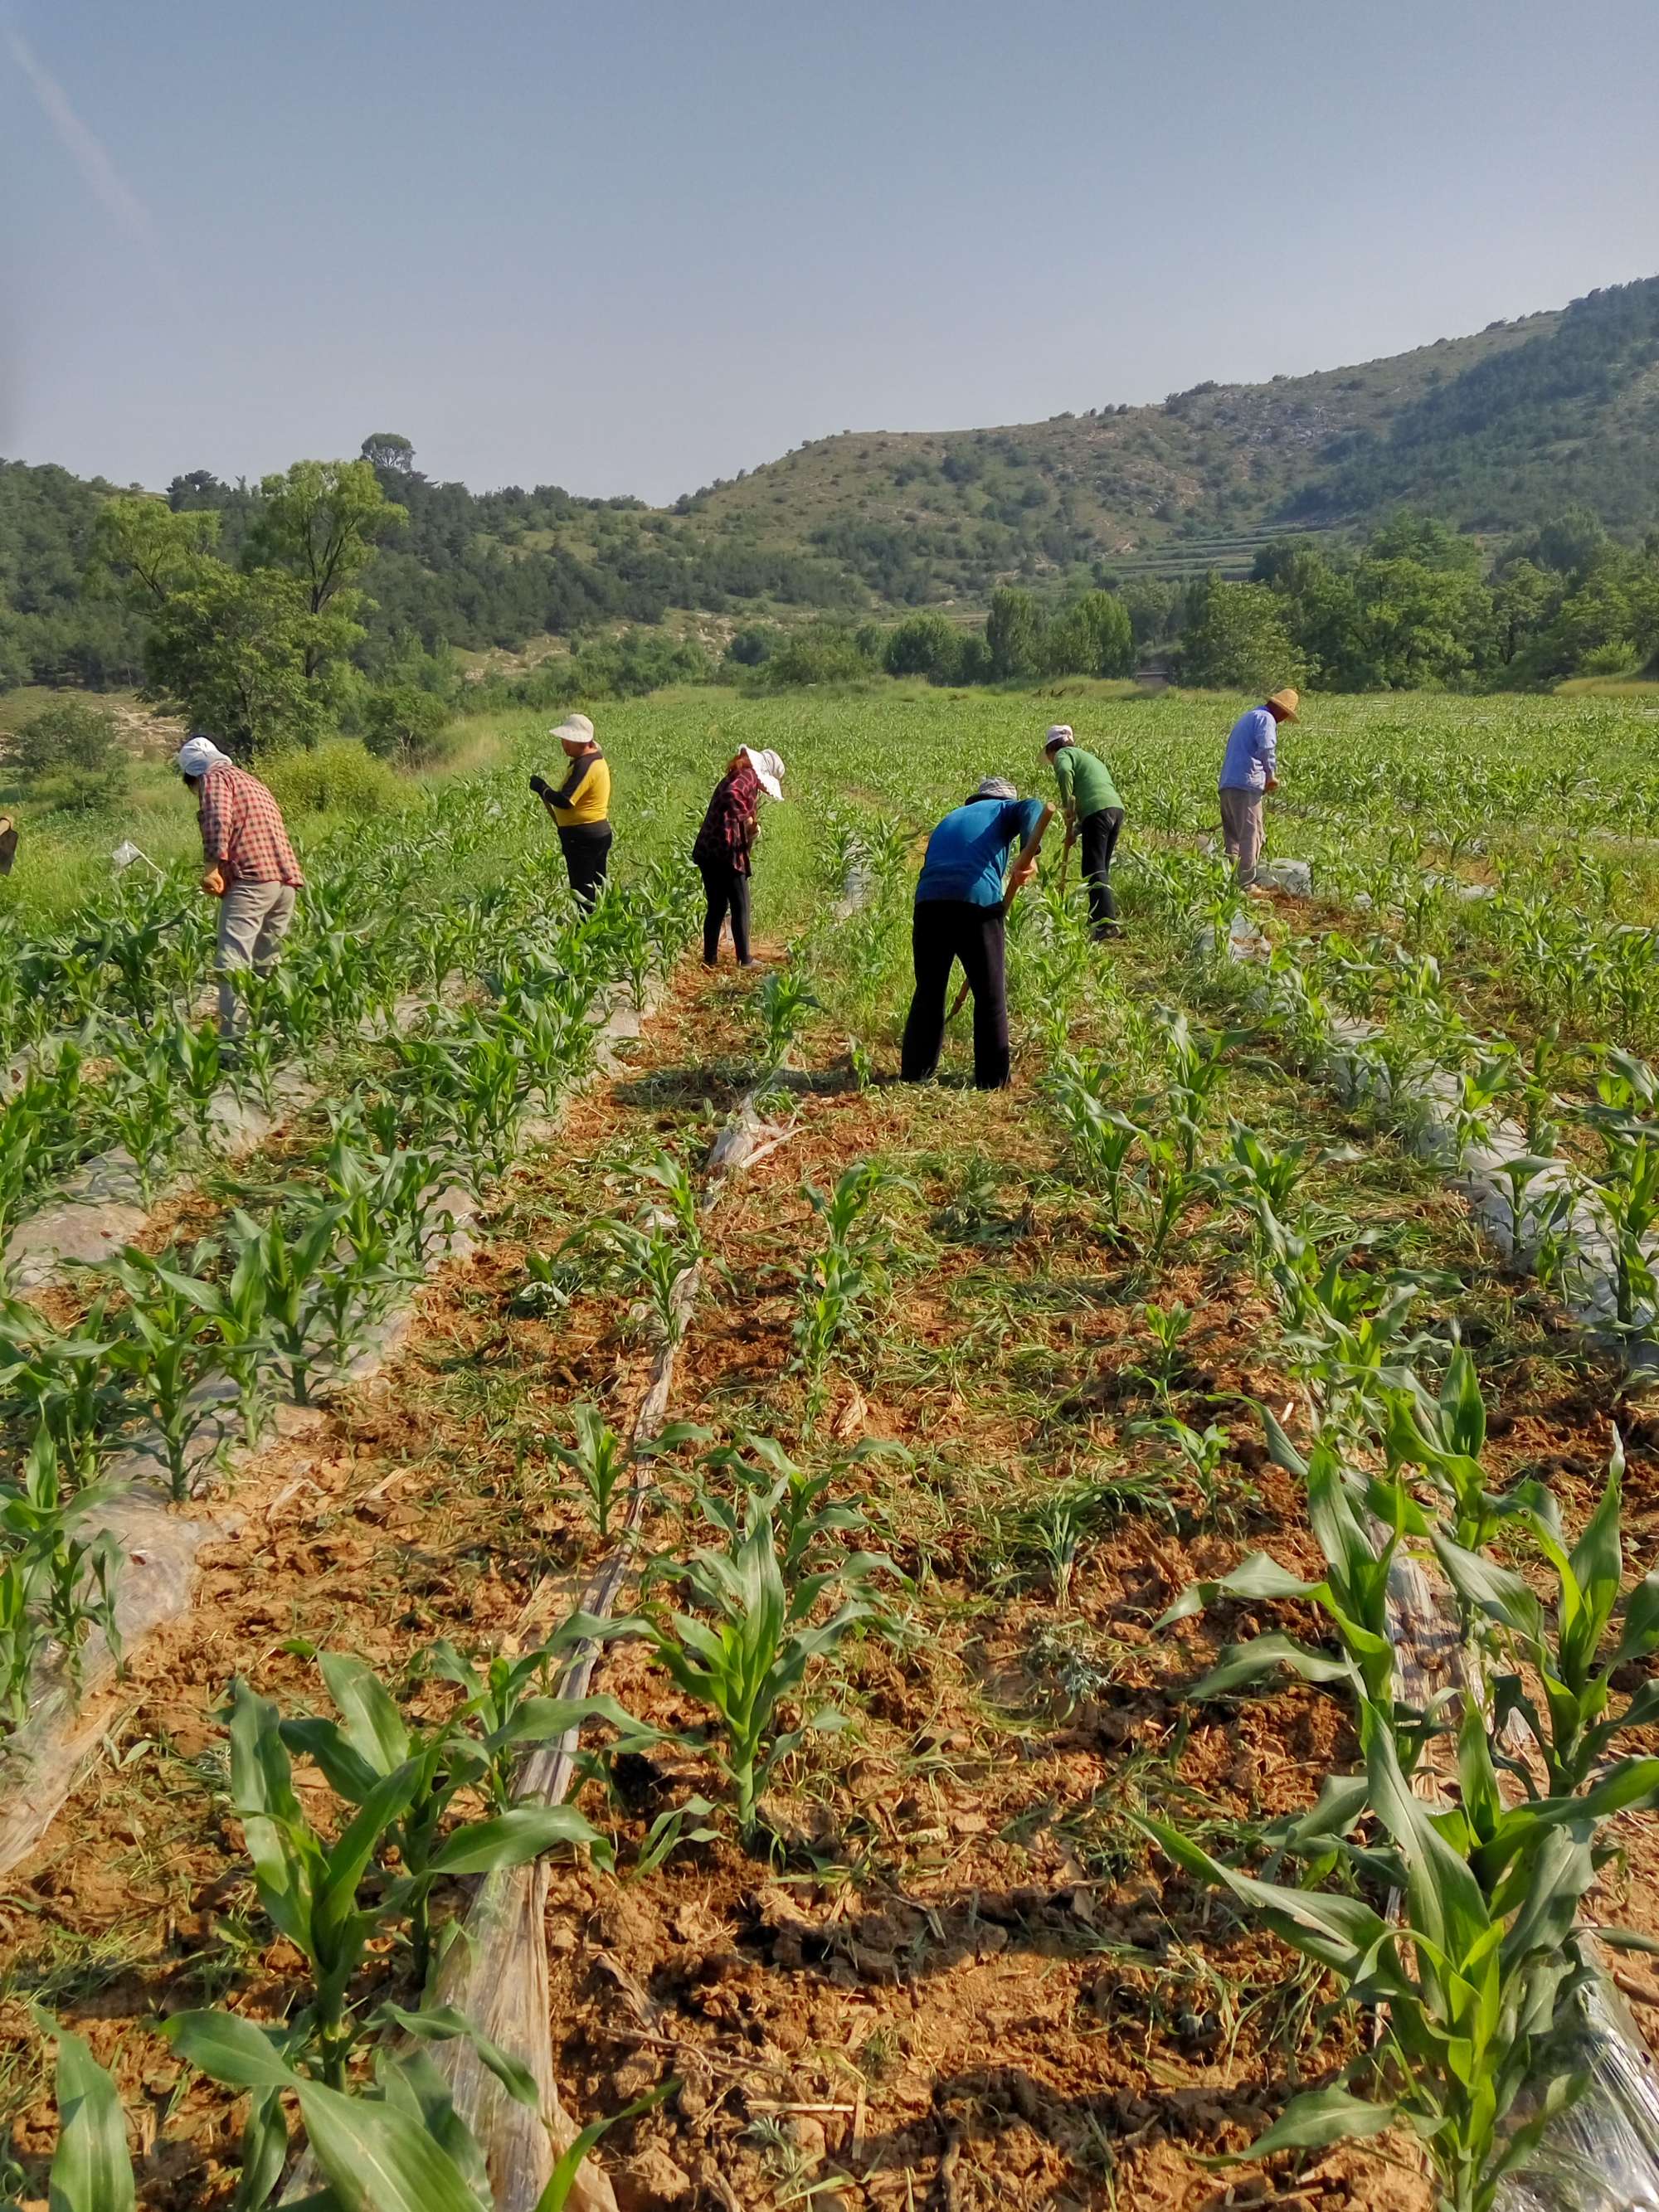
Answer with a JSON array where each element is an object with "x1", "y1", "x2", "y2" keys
[
  {"x1": 753, "y1": 967, "x2": 820, "y2": 1078},
  {"x1": 105, "y1": 1247, "x2": 226, "y2": 1500},
  {"x1": 622, "y1": 1499, "x2": 882, "y2": 1842},
  {"x1": 1160, "y1": 1436, "x2": 1436, "y2": 1771}
]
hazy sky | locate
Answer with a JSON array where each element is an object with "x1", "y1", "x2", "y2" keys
[{"x1": 4, "y1": 1, "x2": 1655, "y2": 503}]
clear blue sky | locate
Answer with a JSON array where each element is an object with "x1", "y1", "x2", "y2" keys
[{"x1": 3, "y1": 0, "x2": 1654, "y2": 503}]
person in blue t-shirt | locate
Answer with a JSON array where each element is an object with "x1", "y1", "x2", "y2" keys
[{"x1": 900, "y1": 778, "x2": 1053, "y2": 1090}]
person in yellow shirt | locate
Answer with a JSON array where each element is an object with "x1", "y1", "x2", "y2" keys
[{"x1": 530, "y1": 713, "x2": 612, "y2": 908}]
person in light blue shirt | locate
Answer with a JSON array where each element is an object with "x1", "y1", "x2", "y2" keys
[
  {"x1": 901, "y1": 778, "x2": 1052, "y2": 1089},
  {"x1": 1219, "y1": 687, "x2": 1298, "y2": 886}
]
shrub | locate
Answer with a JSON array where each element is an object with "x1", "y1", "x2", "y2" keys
[
  {"x1": 756, "y1": 625, "x2": 877, "y2": 688},
  {"x1": 883, "y1": 611, "x2": 965, "y2": 683},
  {"x1": 361, "y1": 683, "x2": 455, "y2": 767},
  {"x1": 9, "y1": 700, "x2": 128, "y2": 811},
  {"x1": 260, "y1": 739, "x2": 406, "y2": 818}
]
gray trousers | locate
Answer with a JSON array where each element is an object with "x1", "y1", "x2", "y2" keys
[
  {"x1": 1219, "y1": 787, "x2": 1265, "y2": 886},
  {"x1": 216, "y1": 880, "x2": 296, "y2": 1032}
]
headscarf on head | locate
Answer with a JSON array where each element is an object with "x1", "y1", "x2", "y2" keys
[
  {"x1": 740, "y1": 746, "x2": 786, "y2": 800},
  {"x1": 176, "y1": 736, "x2": 234, "y2": 780},
  {"x1": 973, "y1": 777, "x2": 1018, "y2": 801},
  {"x1": 1044, "y1": 724, "x2": 1075, "y2": 751}
]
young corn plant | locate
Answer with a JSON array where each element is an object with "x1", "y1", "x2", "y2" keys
[
  {"x1": 226, "y1": 1197, "x2": 349, "y2": 1405},
  {"x1": 1140, "y1": 1699, "x2": 1618, "y2": 2212},
  {"x1": 149, "y1": 1237, "x2": 270, "y2": 1447},
  {"x1": 0, "y1": 1429, "x2": 124, "y2": 1713},
  {"x1": 1160, "y1": 1435, "x2": 1437, "y2": 1772},
  {"x1": 277, "y1": 1649, "x2": 617, "y2": 1987},
  {"x1": 790, "y1": 1162, "x2": 898, "y2": 1435},
  {"x1": 0, "y1": 1294, "x2": 128, "y2": 1487},
  {"x1": 226, "y1": 1675, "x2": 608, "y2": 2092},
  {"x1": 105, "y1": 1247, "x2": 226, "y2": 1500},
  {"x1": 752, "y1": 967, "x2": 820, "y2": 1081},
  {"x1": 625, "y1": 1499, "x2": 883, "y2": 1844},
  {"x1": 1432, "y1": 1435, "x2": 1659, "y2": 1800}
]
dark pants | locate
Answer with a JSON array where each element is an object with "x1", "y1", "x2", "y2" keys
[
  {"x1": 557, "y1": 822, "x2": 612, "y2": 910},
  {"x1": 900, "y1": 899, "x2": 1010, "y2": 1091},
  {"x1": 699, "y1": 861, "x2": 752, "y2": 964},
  {"x1": 1078, "y1": 806, "x2": 1124, "y2": 935}
]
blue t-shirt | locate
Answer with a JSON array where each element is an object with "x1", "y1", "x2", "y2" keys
[{"x1": 916, "y1": 796, "x2": 1045, "y2": 907}]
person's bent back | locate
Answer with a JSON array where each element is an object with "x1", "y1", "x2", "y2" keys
[
  {"x1": 176, "y1": 735, "x2": 304, "y2": 1038},
  {"x1": 900, "y1": 778, "x2": 1050, "y2": 1091}
]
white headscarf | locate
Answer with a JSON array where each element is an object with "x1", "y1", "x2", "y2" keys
[
  {"x1": 176, "y1": 736, "x2": 234, "y2": 779},
  {"x1": 741, "y1": 746, "x2": 786, "y2": 800}
]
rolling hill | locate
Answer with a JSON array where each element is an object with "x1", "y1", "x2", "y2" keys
[{"x1": 3, "y1": 275, "x2": 1657, "y2": 696}]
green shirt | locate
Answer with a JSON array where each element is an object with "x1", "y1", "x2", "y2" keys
[{"x1": 1052, "y1": 745, "x2": 1122, "y2": 819}]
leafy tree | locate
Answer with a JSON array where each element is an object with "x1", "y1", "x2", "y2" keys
[
  {"x1": 9, "y1": 699, "x2": 127, "y2": 810},
  {"x1": 144, "y1": 566, "x2": 353, "y2": 754},
  {"x1": 1535, "y1": 505, "x2": 1609, "y2": 580},
  {"x1": 756, "y1": 625, "x2": 876, "y2": 688},
  {"x1": 883, "y1": 610, "x2": 964, "y2": 683},
  {"x1": 246, "y1": 461, "x2": 406, "y2": 676},
  {"x1": 360, "y1": 432, "x2": 416, "y2": 474},
  {"x1": 985, "y1": 586, "x2": 1045, "y2": 679},
  {"x1": 1489, "y1": 560, "x2": 1557, "y2": 664},
  {"x1": 1365, "y1": 510, "x2": 1481, "y2": 573},
  {"x1": 90, "y1": 498, "x2": 221, "y2": 605},
  {"x1": 360, "y1": 683, "x2": 452, "y2": 767},
  {"x1": 1180, "y1": 576, "x2": 1306, "y2": 693},
  {"x1": 1046, "y1": 590, "x2": 1134, "y2": 677}
]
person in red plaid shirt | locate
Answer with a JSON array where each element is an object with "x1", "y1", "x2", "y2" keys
[
  {"x1": 690, "y1": 746, "x2": 785, "y2": 966},
  {"x1": 176, "y1": 736, "x2": 304, "y2": 1037}
]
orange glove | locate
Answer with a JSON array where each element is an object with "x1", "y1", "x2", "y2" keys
[{"x1": 202, "y1": 864, "x2": 226, "y2": 897}]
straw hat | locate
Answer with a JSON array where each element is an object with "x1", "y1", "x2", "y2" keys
[
  {"x1": 550, "y1": 713, "x2": 596, "y2": 747},
  {"x1": 1265, "y1": 688, "x2": 1300, "y2": 720}
]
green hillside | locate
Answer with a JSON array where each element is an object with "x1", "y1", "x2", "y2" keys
[{"x1": 3, "y1": 276, "x2": 1657, "y2": 700}]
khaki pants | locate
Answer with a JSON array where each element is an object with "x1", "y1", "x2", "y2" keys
[
  {"x1": 216, "y1": 880, "x2": 296, "y2": 1033},
  {"x1": 1219, "y1": 787, "x2": 1265, "y2": 886}
]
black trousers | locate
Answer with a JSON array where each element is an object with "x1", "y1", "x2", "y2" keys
[
  {"x1": 900, "y1": 899, "x2": 1010, "y2": 1091},
  {"x1": 1078, "y1": 806, "x2": 1124, "y2": 935},
  {"x1": 557, "y1": 822, "x2": 612, "y2": 910},
  {"x1": 699, "y1": 861, "x2": 752, "y2": 964}
]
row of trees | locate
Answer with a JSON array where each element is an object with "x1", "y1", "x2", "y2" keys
[{"x1": 1179, "y1": 508, "x2": 1659, "y2": 693}]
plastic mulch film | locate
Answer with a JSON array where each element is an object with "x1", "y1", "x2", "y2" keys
[
  {"x1": 0, "y1": 1474, "x2": 220, "y2": 1878},
  {"x1": 356, "y1": 1094, "x2": 793, "y2": 2211},
  {"x1": 1, "y1": 984, "x2": 654, "y2": 1879},
  {"x1": 1497, "y1": 1961, "x2": 1659, "y2": 2210}
]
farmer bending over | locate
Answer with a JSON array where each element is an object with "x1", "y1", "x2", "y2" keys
[
  {"x1": 901, "y1": 778, "x2": 1052, "y2": 1091},
  {"x1": 1043, "y1": 723, "x2": 1125, "y2": 939},
  {"x1": 692, "y1": 746, "x2": 786, "y2": 967},
  {"x1": 1218, "y1": 688, "x2": 1297, "y2": 888},
  {"x1": 176, "y1": 736, "x2": 304, "y2": 1038},
  {"x1": 530, "y1": 712, "x2": 611, "y2": 910}
]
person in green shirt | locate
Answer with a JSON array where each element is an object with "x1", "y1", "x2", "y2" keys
[{"x1": 1043, "y1": 724, "x2": 1124, "y2": 939}]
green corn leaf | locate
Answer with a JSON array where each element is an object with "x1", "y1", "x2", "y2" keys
[
  {"x1": 231, "y1": 2088, "x2": 289, "y2": 2212},
  {"x1": 279, "y1": 1718, "x2": 383, "y2": 1806},
  {"x1": 162, "y1": 2009, "x2": 295, "y2": 2089},
  {"x1": 1158, "y1": 1553, "x2": 1321, "y2": 1626},
  {"x1": 1360, "y1": 1703, "x2": 1490, "y2": 1982},
  {"x1": 1430, "y1": 1534, "x2": 1546, "y2": 1645},
  {"x1": 1567, "y1": 1451, "x2": 1625, "y2": 1665},
  {"x1": 534, "y1": 2081, "x2": 676, "y2": 2212},
  {"x1": 1190, "y1": 1631, "x2": 1353, "y2": 1701},
  {"x1": 319, "y1": 1652, "x2": 411, "y2": 1776},
  {"x1": 314, "y1": 1762, "x2": 424, "y2": 1950},
  {"x1": 1613, "y1": 1573, "x2": 1659, "y2": 1665},
  {"x1": 1224, "y1": 2083, "x2": 1396, "y2": 2161},
  {"x1": 1256, "y1": 1399, "x2": 1309, "y2": 1479},
  {"x1": 426, "y1": 1804, "x2": 603, "y2": 1876},
  {"x1": 36, "y1": 2015, "x2": 135, "y2": 2212},
  {"x1": 289, "y1": 2074, "x2": 491, "y2": 2212},
  {"x1": 374, "y1": 2003, "x2": 539, "y2": 2111},
  {"x1": 376, "y1": 2047, "x2": 492, "y2": 2205},
  {"x1": 1133, "y1": 1813, "x2": 1391, "y2": 1978}
]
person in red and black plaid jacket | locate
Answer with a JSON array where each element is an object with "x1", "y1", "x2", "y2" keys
[
  {"x1": 176, "y1": 736, "x2": 304, "y2": 1038},
  {"x1": 690, "y1": 746, "x2": 785, "y2": 967}
]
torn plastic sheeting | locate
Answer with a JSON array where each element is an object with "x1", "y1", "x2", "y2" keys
[{"x1": 376, "y1": 1091, "x2": 794, "y2": 2212}]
